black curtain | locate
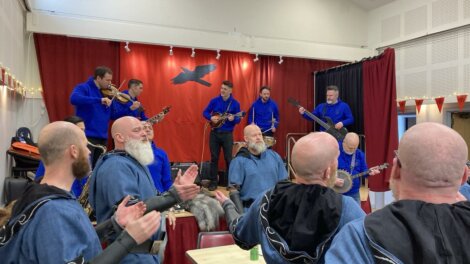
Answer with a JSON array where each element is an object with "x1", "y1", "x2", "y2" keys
[{"x1": 313, "y1": 63, "x2": 364, "y2": 136}]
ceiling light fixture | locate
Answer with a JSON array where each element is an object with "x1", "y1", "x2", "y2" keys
[
  {"x1": 216, "y1": 49, "x2": 221, "y2": 60},
  {"x1": 191, "y1": 48, "x2": 196, "y2": 58},
  {"x1": 169, "y1": 46, "x2": 173, "y2": 56},
  {"x1": 124, "y1": 42, "x2": 131, "y2": 53},
  {"x1": 253, "y1": 54, "x2": 259, "y2": 62},
  {"x1": 278, "y1": 56, "x2": 283, "y2": 64}
]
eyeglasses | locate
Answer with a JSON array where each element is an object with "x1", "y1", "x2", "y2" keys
[{"x1": 394, "y1": 150, "x2": 402, "y2": 168}]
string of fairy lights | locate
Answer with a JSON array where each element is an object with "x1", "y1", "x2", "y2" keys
[{"x1": 0, "y1": 64, "x2": 42, "y2": 97}]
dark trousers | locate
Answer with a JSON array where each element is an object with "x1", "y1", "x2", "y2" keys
[
  {"x1": 207, "y1": 131, "x2": 233, "y2": 185},
  {"x1": 87, "y1": 137, "x2": 107, "y2": 169}
]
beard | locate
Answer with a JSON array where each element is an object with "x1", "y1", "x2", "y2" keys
[
  {"x1": 72, "y1": 148, "x2": 91, "y2": 180},
  {"x1": 248, "y1": 141, "x2": 267, "y2": 155},
  {"x1": 326, "y1": 165, "x2": 338, "y2": 188},
  {"x1": 125, "y1": 138, "x2": 154, "y2": 166}
]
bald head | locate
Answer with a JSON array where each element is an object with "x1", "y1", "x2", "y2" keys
[
  {"x1": 38, "y1": 121, "x2": 85, "y2": 165},
  {"x1": 244, "y1": 124, "x2": 261, "y2": 138},
  {"x1": 398, "y1": 122, "x2": 468, "y2": 189},
  {"x1": 112, "y1": 116, "x2": 147, "y2": 149},
  {"x1": 291, "y1": 132, "x2": 339, "y2": 182}
]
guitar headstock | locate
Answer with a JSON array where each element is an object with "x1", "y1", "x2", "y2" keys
[
  {"x1": 162, "y1": 105, "x2": 171, "y2": 114},
  {"x1": 287, "y1": 97, "x2": 300, "y2": 107},
  {"x1": 377, "y1": 163, "x2": 389, "y2": 170}
]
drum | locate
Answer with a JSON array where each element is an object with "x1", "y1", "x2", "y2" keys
[{"x1": 263, "y1": 136, "x2": 276, "y2": 148}]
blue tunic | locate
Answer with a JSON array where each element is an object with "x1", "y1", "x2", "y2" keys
[
  {"x1": 111, "y1": 90, "x2": 148, "y2": 120},
  {"x1": 0, "y1": 194, "x2": 101, "y2": 263},
  {"x1": 89, "y1": 151, "x2": 160, "y2": 263},
  {"x1": 203, "y1": 95, "x2": 241, "y2": 132},
  {"x1": 147, "y1": 143, "x2": 172, "y2": 193},
  {"x1": 460, "y1": 182, "x2": 470, "y2": 200},
  {"x1": 229, "y1": 185, "x2": 365, "y2": 263},
  {"x1": 303, "y1": 99, "x2": 353, "y2": 130},
  {"x1": 247, "y1": 97, "x2": 280, "y2": 132},
  {"x1": 228, "y1": 149, "x2": 287, "y2": 207},
  {"x1": 338, "y1": 143, "x2": 368, "y2": 197},
  {"x1": 35, "y1": 161, "x2": 88, "y2": 197},
  {"x1": 70, "y1": 77, "x2": 113, "y2": 139}
]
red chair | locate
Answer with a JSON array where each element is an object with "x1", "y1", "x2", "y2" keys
[{"x1": 197, "y1": 231, "x2": 235, "y2": 249}]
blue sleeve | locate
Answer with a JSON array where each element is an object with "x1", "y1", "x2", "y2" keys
[
  {"x1": 324, "y1": 219, "x2": 374, "y2": 264},
  {"x1": 140, "y1": 110, "x2": 148, "y2": 121},
  {"x1": 34, "y1": 161, "x2": 45, "y2": 182},
  {"x1": 203, "y1": 99, "x2": 215, "y2": 121},
  {"x1": 340, "y1": 196, "x2": 366, "y2": 225},
  {"x1": 228, "y1": 158, "x2": 245, "y2": 187},
  {"x1": 231, "y1": 195, "x2": 263, "y2": 246},
  {"x1": 160, "y1": 151, "x2": 173, "y2": 192},
  {"x1": 273, "y1": 102, "x2": 280, "y2": 128},
  {"x1": 341, "y1": 103, "x2": 354, "y2": 126},
  {"x1": 70, "y1": 84, "x2": 102, "y2": 106}
]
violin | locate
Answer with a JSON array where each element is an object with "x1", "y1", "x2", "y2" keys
[{"x1": 100, "y1": 80, "x2": 130, "y2": 104}]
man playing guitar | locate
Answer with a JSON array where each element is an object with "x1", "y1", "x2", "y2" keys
[{"x1": 202, "y1": 80, "x2": 241, "y2": 191}]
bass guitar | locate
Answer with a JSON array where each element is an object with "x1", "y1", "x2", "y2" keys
[
  {"x1": 147, "y1": 106, "x2": 171, "y2": 125},
  {"x1": 333, "y1": 163, "x2": 389, "y2": 193},
  {"x1": 288, "y1": 97, "x2": 347, "y2": 141},
  {"x1": 210, "y1": 111, "x2": 246, "y2": 129}
]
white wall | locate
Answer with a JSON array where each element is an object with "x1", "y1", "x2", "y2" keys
[
  {"x1": 0, "y1": 0, "x2": 47, "y2": 204},
  {"x1": 26, "y1": 0, "x2": 374, "y2": 61}
]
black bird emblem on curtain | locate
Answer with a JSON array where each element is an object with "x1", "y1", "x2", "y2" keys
[{"x1": 171, "y1": 64, "x2": 216, "y2": 87}]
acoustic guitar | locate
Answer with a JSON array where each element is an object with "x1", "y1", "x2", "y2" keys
[
  {"x1": 333, "y1": 163, "x2": 389, "y2": 193},
  {"x1": 147, "y1": 106, "x2": 171, "y2": 125},
  {"x1": 210, "y1": 111, "x2": 246, "y2": 128},
  {"x1": 288, "y1": 97, "x2": 347, "y2": 141}
]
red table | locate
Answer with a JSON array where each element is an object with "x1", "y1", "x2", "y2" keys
[{"x1": 164, "y1": 212, "x2": 227, "y2": 264}]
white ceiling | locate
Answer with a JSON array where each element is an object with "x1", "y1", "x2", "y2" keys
[{"x1": 348, "y1": 0, "x2": 396, "y2": 10}]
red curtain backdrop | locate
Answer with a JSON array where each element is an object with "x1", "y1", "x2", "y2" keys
[
  {"x1": 362, "y1": 48, "x2": 399, "y2": 192},
  {"x1": 119, "y1": 44, "x2": 259, "y2": 162},
  {"x1": 34, "y1": 34, "x2": 344, "y2": 162},
  {"x1": 257, "y1": 56, "x2": 344, "y2": 157},
  {"x1": 34, "y1": 34, "x2": 121, "y2": 122}
]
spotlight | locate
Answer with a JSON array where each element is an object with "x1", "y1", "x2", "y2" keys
[
  {"x1": 191, "y1": 48, "x2": 196, "y2": 58},
  {"x1": 278, "y1": 56, "x2": 283, "y2": 64},
  {"x1": 216, "y1": 49, "x2": 221, "y2": 60},
  {"x1": 253, "y1": 54, "x2": 259, "y2": 62},
  {"x1": 169, "y1": 46, "x2": 173, "y2": 56},
  {"x1": 124, "y1": 42, "x2": 131, "y2": 53}
]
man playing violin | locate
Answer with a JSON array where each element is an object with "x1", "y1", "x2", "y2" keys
[
  {"x1": 202, "y1": 80, "x2": 241, "y2": 191},
  {"x1": 112, "y1": 79, "x2": 148, "y2": 121}
]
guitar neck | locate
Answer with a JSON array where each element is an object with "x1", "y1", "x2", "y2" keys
[
  {"x1": 303, "y1": 110, "x2": 330, "y2": 130},
  {"x1": 147, "y1": 114, "x2": 163, "y2": 124},
  {"x1": 350, "y1": 170, "x2": 370, "y2": 180}
]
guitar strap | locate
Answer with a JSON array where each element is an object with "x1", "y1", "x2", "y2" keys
[
  {"x1": 224, "y1": 99, "x2": 233, "y2": 115},
  {"x1": 349, "y1": 151, "x2": 356, "y2": 174}
]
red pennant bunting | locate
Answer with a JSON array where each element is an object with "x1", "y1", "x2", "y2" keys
[
  {"x1": 398, "y1": 100, "x2": 406, "y2": 113},
  {"x1": 434, "y1": 97, "x2": 445, "y2": 113},
  {"x1": 415, "y1": 99, "x2": 424, "y2": 114},
  {"x1": 457, "y1": 94, "x2": 467, "y2": 111},
  {"x1": 0, "y1": 68, "x2": 4, "y2": 85}
]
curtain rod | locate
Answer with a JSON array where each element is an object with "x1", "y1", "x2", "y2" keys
[{"x1": 314, "y1": 50, "x2": 386, "y2": 75}]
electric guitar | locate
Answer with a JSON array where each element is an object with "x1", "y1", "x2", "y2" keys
[
  {"x1": 333, "y1": 163, "x2": 389, "y2": 193},
  {"x1": 210, "y1": 111, "x2": 246, "y2": 128},
  {"x1": 147, "y1": 106, "x2": 171, "y2": 125},
  {"x1": 288, "y1": 97, "x2": 348, "y2": 141}
]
